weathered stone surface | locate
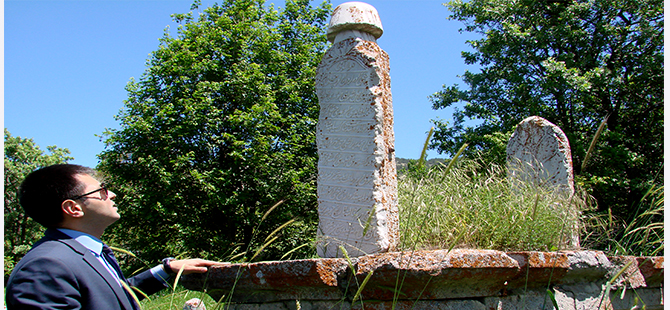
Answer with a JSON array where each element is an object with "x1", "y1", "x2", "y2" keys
[
  {"x1": 182, "y1": 298, "x2": 206, "y2": 310},
  {"x1": 349, "y1": 249, "x2": 519, "y2": 300},
  {"x1": 326, "y1": 2, "x2": 383, "y2": 43},
  {"x1": 554, "y1": 282, "x2": 607, "y2": 309},
  {"x1": 315, "y1": 1, "x2": 398, "y2": 258},
  {"x1": 507, "y1": 251, "x2": 570, "y2": 288},
  {"x1": 180, "y1": 249, "x2": 663, "y2": 309},
  {"x1": 608, "y1": 256, "x2": 647, "y2": 289},
  {"x1": 560, "y1": 250, "x2": 612, "y2": 283},
  {"x1": 637, "y1": 256, "x2": 664, "y2": 286},
  {"x1": 179, "y1": 258, "x2": 349, "y2": 302},
  {"x1": 507, "y1": 116, "x2": 574, "y2": 195},
  {"x1": 609, "y1": 287, "x2": 665, "y2": 310}
]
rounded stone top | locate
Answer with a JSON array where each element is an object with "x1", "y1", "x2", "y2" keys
[{"x1": 327, "y1": 2, "x2": 383, "y2": 43}]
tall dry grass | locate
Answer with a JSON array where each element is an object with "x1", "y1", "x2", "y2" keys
[{"x1": 398, "y1": 157, "x2": 589, "y2": 252}]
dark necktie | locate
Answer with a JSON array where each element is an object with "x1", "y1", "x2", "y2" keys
[
  {"x1": 102, "y1": 245, "x2": 139, "y2": 310},
  {"x1": 101, "y1": 245, "x2": 125, "y2": 281}
]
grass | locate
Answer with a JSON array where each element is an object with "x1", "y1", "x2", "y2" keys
[
  {"x1": 397, "y1": 157, "x2": 589, "y2": 252},
  {"x1": 581, "y1": 183, "x2": 664, "y2": 257},
  {"x1": 139, "y1": 285, "x2": 215, "y2": 310}
]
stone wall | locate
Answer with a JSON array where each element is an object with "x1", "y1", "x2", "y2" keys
[{"x1": 181, "y1": 249, "x2": 663, "y2": 309}]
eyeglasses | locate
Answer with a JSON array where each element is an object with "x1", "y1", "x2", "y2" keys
[{"x1": 70, "y1": 183, "x2": 109, "y2": 201}]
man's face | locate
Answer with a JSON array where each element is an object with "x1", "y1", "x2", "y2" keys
[{"x1": 74, "y1": 173, "x2": 120, "y2": 228}]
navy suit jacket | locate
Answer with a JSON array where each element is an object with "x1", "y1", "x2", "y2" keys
[{"x1": 6, "y1": 229, "x2": 168, "y2": 310}]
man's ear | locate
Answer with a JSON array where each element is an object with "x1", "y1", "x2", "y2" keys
[{"x1": 62, "y1": 200, "x2": 84, "y2": 218}]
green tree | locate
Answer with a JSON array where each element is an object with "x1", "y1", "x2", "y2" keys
[
  {"x1": 4, "y1": 129, "x2": 73, "y2": 279},
  {"x1": 98, "y1": 0, "x2": 330, "y2": 264},
  {"x1": 430, "y1": 0, "x2": 663, "y2": 216}
]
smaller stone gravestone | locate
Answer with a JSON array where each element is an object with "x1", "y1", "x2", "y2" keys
[
  {"x1": 506, "y1": 116, "x2": 579, "y2": 247},
  {"x1": 506, "y1": 116, "x2": 574, "y2": 196}
]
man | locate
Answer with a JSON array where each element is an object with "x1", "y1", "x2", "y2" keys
[{"x1": 6, "y1": 164, "x2": 222, "y2": 309}]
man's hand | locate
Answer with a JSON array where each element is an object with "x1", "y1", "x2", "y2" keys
[{"x1": 168, "y1": 259, "x2": 226, "y2": 275}]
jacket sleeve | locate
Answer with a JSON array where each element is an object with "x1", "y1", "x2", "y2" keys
[
  {"x1": 6, "y1": 256, "x2": 83, "y2": 310},
  {"x1": 126, "y1": 267, "x2": 169, "y2": 299}
]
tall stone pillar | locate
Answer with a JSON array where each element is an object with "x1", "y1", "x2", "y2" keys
[{"x1": 315, "y1": 2, "x2": 398, "y2": 258}]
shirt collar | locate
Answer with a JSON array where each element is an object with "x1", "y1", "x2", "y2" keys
[{"x1": 57, "y1": 228, "x2": 104, "y2": 255}]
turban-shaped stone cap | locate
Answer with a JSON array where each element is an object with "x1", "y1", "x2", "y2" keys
[{"x1": 327, "y1": 2, "x2": 383, "y2": 43}]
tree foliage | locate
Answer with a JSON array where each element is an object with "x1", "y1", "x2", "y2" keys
[
  {"x1": 431, "y1": 0, "x2": 663, "y2": 215},
  {"x1": 4, "y1": 129, "x2": 73, "y2": 279},
  {"x1": 98, "y1": 0, "x2": 330, "y2": 264}
]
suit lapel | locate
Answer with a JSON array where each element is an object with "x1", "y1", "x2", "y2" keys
[
  {"x1": 81, "y1": 248, "x2": 137, "y2": 309},
  {"x1": 45, "y1": 229, "x2": 137, "y2": 310}
]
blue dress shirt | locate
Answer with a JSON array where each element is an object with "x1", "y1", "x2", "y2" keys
[{"x1": 57, "y1": 229, "x2": 170, "y2": 285}]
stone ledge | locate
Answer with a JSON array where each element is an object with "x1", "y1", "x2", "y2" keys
[{"x1": 181, "y1": 249, "x2": 663, "y2": 307}]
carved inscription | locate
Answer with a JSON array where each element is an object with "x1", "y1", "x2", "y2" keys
[
  {"x1": 317, "y1": 119, "x2": 377, "y2": 135},
  {"x1": 317, "y1": 89, "x2": 375, "y2": 105},
  {"x1": 319, "y1": 218, "x2": 380, "y2": 242},
  {"x1": 318, "y1": 201, "x2": 373, "y2": 221},
  {"x1": 317, "y1": 136, "x2": 376, "y2": 153},
  {"x1": 318, "y1": 168, "x2": 375, "y2": 187},
  {"x1": 315, "y1": 70, "x2": 370, "y2": 88},
  {"x1": 317, "y1": 185, "x2": 374, "y2": 205},
  {"x1": 317, "y1": 151, "x2": 378, "y2": 169}
]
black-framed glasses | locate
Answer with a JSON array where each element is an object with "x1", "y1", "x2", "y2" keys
[{"x1": 70, "y1": 183, "x2": 109, "y2": 201}]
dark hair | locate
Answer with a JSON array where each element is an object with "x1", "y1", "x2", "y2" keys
[{"x1": 18, "y1": 164, "x2": 95, "y2": 228}]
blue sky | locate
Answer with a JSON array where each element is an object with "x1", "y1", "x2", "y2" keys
[{"x1": 5, "y1": 0, "x2": 479, "y2": 168}]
